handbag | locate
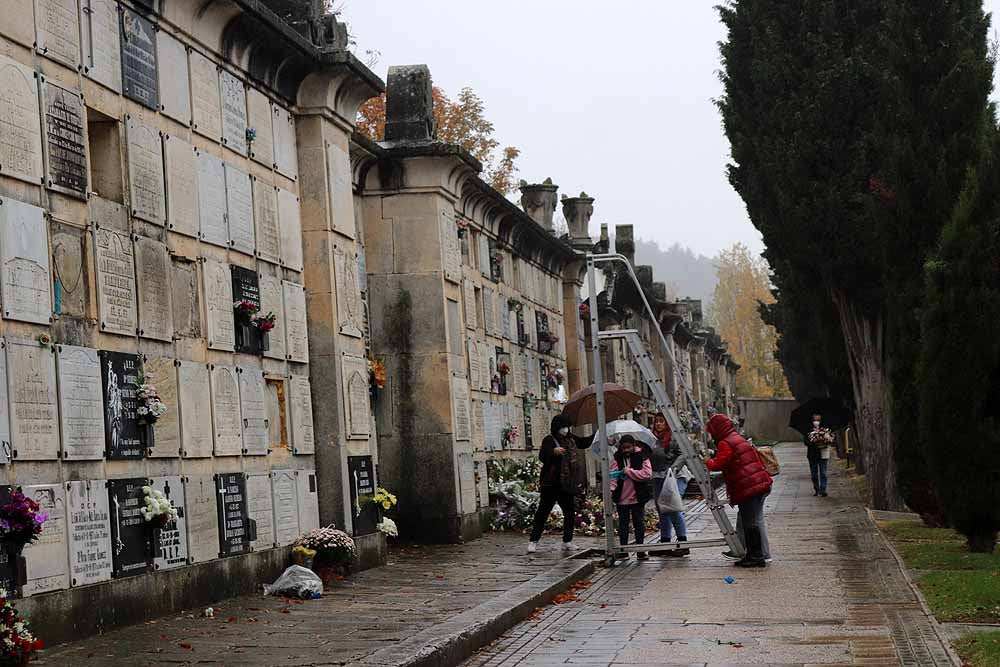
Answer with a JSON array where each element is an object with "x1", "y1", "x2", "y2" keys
[
  {"x1": 757, "y1": 446, "x2": 781, "y2": 476},
  {"x1": 657, "y1": 469, "x2": 684, "y2": 513}
]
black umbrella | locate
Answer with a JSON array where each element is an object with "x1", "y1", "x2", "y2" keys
[{"x1": 789, "y1": 398, "x2": 851, "y2": 436}]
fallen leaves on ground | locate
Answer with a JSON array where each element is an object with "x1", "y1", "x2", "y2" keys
[
  {"x1": 178, "y1": 642, "x2": 192, "y2": 650},
  {"x1": 552, "y1": 580, "x2": 592, "y2": 604}
]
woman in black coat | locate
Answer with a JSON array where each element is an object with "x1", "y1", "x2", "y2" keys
[{"x1": 527, "y1": 415, "x2": 592, "y2": 553}]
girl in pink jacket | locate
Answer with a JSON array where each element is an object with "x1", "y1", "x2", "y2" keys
[{"x1": 610, "y1": 435, "x2": 653, "y2": 560}]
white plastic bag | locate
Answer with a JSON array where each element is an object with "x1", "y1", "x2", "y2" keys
[
  {"x1": 657, "y1": 469, "x2": 684, "y2": 513},
  {"x1": 263, "y1": 565, "x2": 323, "y2": 599}
]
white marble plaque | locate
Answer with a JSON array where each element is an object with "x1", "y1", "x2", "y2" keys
[
  {"x1": 0, "y1": 341, "x2": 8, "y2": 464},
  {"x1": 342, "y1": 355, "x2": 370, "y2": 440},
  {"x1": 156, "y1": 31, "x2": 190, "y2": 124},
  {"x1": 67, "y1": 479, "x2": 113, "y2": 586},
  {"x1": 272, "y1": 105, "x2": 297, "y2": 178},
  {"x1": 198, "y1": 151, "x2": 228, "y2": 248},
  {"x1": 277, "y1": 188, "x2": 302, "y2": 271},
  {"x1": 458, "y1": 453, "x2": 476, "y2": 513},
  {"x1": 151, "y1": 475, "x2": 187, "y2": 570},
  {"x1": 35, "y1": 0, "x2": 80, "y2": 68},
  {"x1": 81, "y1": 0, "x2": 121, "y2": 93},
  {"x1": 190, "y1": 50, "x2": 221, "y2": 140},
  {"x1": 7, "y1": 339, "x2": 59, "y2": 460},
  {"x1": 21, "y1": 484, "x2": 69, "y2": 596},
  {"x1": 0, "y1": 56, "x2": 43, "y2": 185},
  {"x1": 479, "y1": 342, "x2": 492, "y2": 392},
  {"x1": 464, "y1": 281, "x2": 477, "y2": 330},
  {"x1": 453, "y1": 377, "x2": 471, "y2": 441},
  {"x1": 210, "y1": 364, "x2": 243, "y2": 456},
  {"x1": 178, "y1": 361, "x2": 212, "y2": 458},
  {"x1": 239, "y1": 366, "x2": 268, "y2": 456},
  {"x1": 471, "y1": 398, "x2": 484, "y2": 452},
  {"x1": 271, "y1": 470, "x2": 298, "y2": 546},
  {"x1": 94, "y1": 227, "x2": 137, "y2": 336},
  {"x1": 326, "y1": 142, "x2": 353, "y2": 238},
  {"x1": 0, "y1": 198, "x2": 51, "y2": 324},
  {"x1": 184, "y1": 475, "x2": 220, "y2": 563},
  {"x1": 246, "y1": 88, "x2": 273, "y2": 168},
  {"x1": 164, "y1": 136, "x2": 199, "y2": 237},
  {"x1": 246, "y1": 473, "x2": 274, "y2": 550},
  {"x1": 334, "y1": 247, "x2": 363, "y2": 338},
  {"x1": 220, "y1": 70, "x2": 247, "y2": 155},
  {"x1": 225, "y1": 165, "x2": 254, "y2": 255},
  {"x1": 126, "y1": 117, "x2": 165, "y2": 225},
  {"x1": 2, "y1": 0, "x2": 35, "y2": 48},
  {"x1": 288, "y1": 374, "x2": 314, "y2": 455},
  {"x1": 89, "y1": 195, "x2": 128, "y2": 233},
  {"x1": 56, "y1": 345, "x2": 105, "y2": 460},
  {"x1": 440, "y1": 209, "x2": 461, "y2": 284},
  {"x1": 253, "y1": 180, "x2": 280, "y2": 263},
  {"x1": 143, "y1": 357, "x2": 179, "y2": 458},
  {"x1": 259, "y1": 275, "x2": 286, "y2": 362},
  {"x1": 282, "y1": 280, "x2": 308, "y2": 363},
  {"x1": 203, "y1": 259, "x2": 235, "y2": 351},
  {"x1": 296, "y1": 470, "x2": 319, "y2": 534},
  {"x1": 467, "y1": 338, "x2": 480, "y2": 389},
  {"x1": 135, "y1": 236, "x2": 174, "y2": 342},
  {"x1": 483, "y1": 288, "x2": 496, "y2": 337}
]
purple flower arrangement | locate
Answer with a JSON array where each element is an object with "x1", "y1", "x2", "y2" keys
[{"x1": 0, "y1": 492, "x2": 47, "y2": 548}]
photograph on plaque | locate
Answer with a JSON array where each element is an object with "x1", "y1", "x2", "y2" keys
[
  {"x1": 0, "y1": 341, "x2": 9, "y2": 464},
  {"x1": 190, "y1": 50, "x2": 221, "y2": 140},
  {"x1": 277, "y1": 189, "x2": 303, "y2": 272},
  {"x1": 156, "y1": 31, "x2": 190, "y2": 124},
  {"x1": 246, "y1": 88, "x2": 273, "y2": 167},
  {"x1": 282, "y1": 281, "x2": 309, "y2": 362},
  {"x1": 341, "y1": 355, "x2": 371, "y2": 440},
  {"x1": 239, "y1": 367, "x2": 268, "y2": 456},
  {"x1": 288, "y1": 374, "x2": 314, "y2": 455},
  {"x1": 225, "y1": 164, "x2": 254, "y2": 255},
  {"x1": 0, "y1": 56, "x2": 43, "y2": 185},
  {"x1": 259, "y1": 275, "x2": 286, "y2": 361},
  {"x1": 245, "y1": 473, "x2": 274, "y2": 551},
  {"x1": 210, "y1": 365, "x2": 243, "y2": 457},
  {"x1": 0, "y1": 198, "x2": 51, "y2": 325},
  {"x1": 197, "y1": 151, "x2": 228, "y2": 247},
  {"x1": 164, "y1": 136, "x2": 199, "y2": 237},
  {"x1": 215, "y1": 473, "x2": 251, "y2": 558},
  {"x1": 81, "y1": 0, "x2": 121, "y2": 93},
  {"x1": 272, "y1": 105, "x2": 297, "y2": 178},
  {"x1": 183, "y1": 475, "x2": 219, "y2": 563},
  {"x1": 231, "y1": 265, "x2": 262, "y2": 354},
  {"x1": 296, "y1": 471, "x2": 320, "y2": 534},
  {"x1": 42, "y1": 80, "x2": 87, "y2": 197},
  {"x1": 108, "y1": 477, "x2": 151, "y2": 578},
  {"x1": 35, "y1": 0, "x2": 81, "y2": 68},
  {"x1": 134, "y1": 236, "x2": 174, "y2": 342},
  {"x1": 220, "y1": 70, "x2": 248, "y2": 155},
  {"x1": 142, "y1": 357, "x2": 179, "y2": 458},
  {"x1": 6, "y1": 339, "x2": 59, "y2": 461},
  {"x1": 177, "y1": 361, "x2": 213, "y2": 458},
  {"x1": 204, "y1": 259, "x2": 235, "y2": 351},
  {"x1": 67, "y1": 480, "x2": 113, "y2": 586},
  {"x1": 100, "y1": 350, "x2": 144, "y2": 460},
  {"x1": 151, "y1": 476, "x2": 187, "y2": 571},
  {"x1": 21, "y1": 484, "x2": 69, "y2": 596},
  {"x1": 348, "y1": 456, "x2": 378, "y2": 536},
  {"x1": 126, "y1": 116, "x2": 166, "y2": 225},
  {"x1": 334, "y1": 248, "x2": 363, "y2": 338},
  {"x1": 56, "y1": 345, "x2": 105, "y2": 460},
  {"x1": 120, "y1": 7, "x2": 157, "y2": 109},
  {"x1": 253, "y1": 180, "x2": 280, "y2": 264},
  {"x1": 271, "y1": 471, "x2": 298, "y2": 546}
]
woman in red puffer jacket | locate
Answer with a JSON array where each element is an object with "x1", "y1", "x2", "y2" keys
[{"x1": 703, "y1": 414, "x2": 772, "y2": 568}]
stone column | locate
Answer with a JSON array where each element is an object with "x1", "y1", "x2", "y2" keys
[
  {"x1": 615, "y1": 224, "x2": 635, "y2": 266},
  {"x1": 562, "y1": 193, "x2": 595, "y2": 250},
  {"x1": 519, "y1": 178, "x2": 559, "y2": 232}
]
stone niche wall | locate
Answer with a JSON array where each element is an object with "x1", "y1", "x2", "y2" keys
[{"x1": 0, "y1": 1, "x2": 321, "y2": 640}]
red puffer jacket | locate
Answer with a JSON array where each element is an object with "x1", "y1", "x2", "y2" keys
[{"x1": 705, "y1": 414, "x2": 772, "y2": 505}]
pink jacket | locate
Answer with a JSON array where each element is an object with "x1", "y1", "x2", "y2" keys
[{"x1": 610, "y1": 456, "x2": 652, "y2": 505}]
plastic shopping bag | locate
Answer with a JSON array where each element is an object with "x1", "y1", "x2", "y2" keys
[
  {"x1": 263, "y1": 565, "x2": 323, "y2": 599},
  {"x1": 657, "y1": 469, "x2": 684, "y2": 513}
]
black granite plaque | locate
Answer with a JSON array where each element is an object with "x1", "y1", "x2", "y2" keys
[
  {"x1": 535, "y1": 312, "x2": 552, "y2": 355},
  {"x1": 231, "y1": 266, "x2": 263, "y2": 354},
  {"x1": 523, "y1": 404, "x2": 534, "y2": 450},
  {"x1": 215, "y1": 473, "x2": 252, "y2": 557},
  {"x1": 43, "y1": 82, "x2": 87, "y2": 196},
  {"x1": 0, "y1": 486, "x2": 17, "y2": 595},
  {"x1": 120, "y1": 8, "x2": 158, "y2": 110},
  {"x1": 108, "y1": 478, "x2": 151, "y2": 578},
  {"x1": 101, "y1": 351, "x2": 144, "y2": 460},
  {"x1": 348, "y1": 456, "x2": 378, "y2": 536}
]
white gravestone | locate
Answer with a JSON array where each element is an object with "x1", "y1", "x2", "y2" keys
[
  {"x1": 245, "y1": 473, "x2": 274, "y2": 550},
  {"x1": 288, "y1": 374, "x2": 314, "y2": 455},
  {"x1": 296, "y1": 470, "x2": 319, "y2": 534},
  {"x1": 282, "y1": 280, "x2": 309, "y2": 363},
  {"x1": 272, "y1": 105, "x2": 297, "y2": 178},
  {"x1": 452, "y1": 376, "x2": 471, "y2": 441},
  {"x1": 246, "y1": 88, "x2": 273, "y2": 168},
  {"x1": 7, "y1": 339, "x2": 59, "y2": 460},
  {"x1": 151, "y1": 475, "x2": 188, "y2": 570},
  {"x1": 164, "y1": 136, "x2": 199, "y2": 238},
  {"x1": 0, "y1": 198, "x2": 51, "y2": 324},
  {"x1": 238, "y1": 366, "x2": 268, "y2": 456},
  {"x1": 156, "y1": 31, "x2": 190, "y2": 124},
  {"x1": 66, "y1": 480, "x2": 112, "y2": 586},
  {"x1": 277, "y1": 188, "x2": 302, "y2": 272},
  {"x1": 197, "y1": 151, "x2": 228, "y2": 248},
  {"x1": 225, "y1": 164, "x2": 254, "y2": 255},
  {"x1": 183, "y1": 475, "x2": 220, "y2": 563},
  {"x1": 464, "y1": 281, "x2": 477, "y2": 330},
  {"x1": 94, "y1": 226, "x2": 137, "y2": 336},
  {"x1": 35, "y1": 0, "x2": 80, "y2": 68},
  {"x1": 334, "y1": 247, "x2": 363, "y2": 338},
  {"x1": 56, "y1": 345, "x2": 105, "y2": 460},
  {"x1": 259, "y1": 275, "x2": 286, "y2": 361},
  {"x1": 210, "y1": 364, "x2": 243, "y2": 456},
  {"x1": 342, "y1": 355, "x2": 370, "y2": 440},
  {"x1": 89, "y1": 195, "x2": 128, "y2": 233},
  {"x1": 126, "y1": 116, "x2": 166, "y2": 225},
  {"x1": 134, "y1": 236, "x2": 174, "y2": 342},
  {"x1": 467, "y1": 338, "x2": 480, "y2": 389},
  {"x1": 190, "y1": 50, "x2": 221, "y2": 140},
  {"x1": 253, "y1": 180, "x2": 280, "y2": 264},
  {"x1": 203, "y1": 259, "x2": 235, "y2": 351},
  {"x1": 80, "y1": 0, "x2": 121, "y2": 93},
  {"x1": 21, "y1": 483, "x2": 69, "y2": 596},
  {"x1": 326, "y1": 142, "x2": 353, "y2": 238},
  {"x1": 0, "y1": 341, "x2": 9, "y2": 464},
  {"x1": 440, "y1": 209, "x2": 461, "y2": 284},
  {"x1": 2, "y1": 0, "x2": 34, "y2": 48},
  {"x1": 220, "y1": 70, "x2": 247, "y2": 156},
  {"x1": 178, "y1": 361, "x2": 212, "y2": 458},
  {"x1": 143, "y1": 357, "x2": 179, "y2": 458},
  {"x1": 0, "y1": 56, "x2": 43, "y2": 185},
  {"x1": 271, "y1": 470, "x2": 298, "y2": 546}
]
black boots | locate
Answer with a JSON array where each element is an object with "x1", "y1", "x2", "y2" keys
[
  {"x1": 673, "y1": 535, "x2": 690, "y2": 557},
  {"x1": 735, "y1": 526, "x2": 767, "y2": 568}
]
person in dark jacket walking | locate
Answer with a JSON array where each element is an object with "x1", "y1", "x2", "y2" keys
[
  {"x1": 610, "y1": 435, "x2": 653, "y2": 560},
  {"x1": 704, "y1": 414, "x2": 772, "y2": 568},
  {"x1": 527, "y1": 415, "x2": 592, "y2": 554}
]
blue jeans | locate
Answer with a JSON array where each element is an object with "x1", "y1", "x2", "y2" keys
[
  {"x1": 809, "y1": 457, "x2": 828, "y2": 493},
  {"x1": 653, "y1": 476, "x2": 688, "y2": 541}
]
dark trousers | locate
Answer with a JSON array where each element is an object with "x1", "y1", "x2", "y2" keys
[
  {"x1": 809, "y1": 457, "x2": 828, "y2": 493},
  {"x1": 737, "y1": 492, "x2": 767, "y2": 560},
  {"x1": 530, "y1": 487, "x2": 575, "y2": 543},
  {"x1": 617, "y1": 504, "x2": 645, "y2": 546}
]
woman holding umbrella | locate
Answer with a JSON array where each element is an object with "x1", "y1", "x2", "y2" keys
[{"x1": 789, "y1": 398, "x2": 850, "y2": 498}]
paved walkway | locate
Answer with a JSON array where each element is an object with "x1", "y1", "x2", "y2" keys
[{"x1": 463, "y1": 445, "x2": 957, "y2": 667}]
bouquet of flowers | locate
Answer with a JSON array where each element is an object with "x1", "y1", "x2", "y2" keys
[
  {"x1": 136, "y1": 384, "x2": 167, "y2": 425},
  {"x1": 0, "y1": 591, "x2": 41, "y2": 664},
  {"x1": 376, "y1": 517, "x2": 398, "y2": 538},
  {"x1": 501, "y1": 423, "x2": 520, "y2": 448},
  {"x1": 295, "y1": 526, "x2": 357, "y2": 564},
  {"x1": 0, "y1": 493, "x2": 47, "y2": 550},
  {"x1": 456, "y1": 219, "x2": 471, "y2": 238},
  {"x1": 141, "y1": 486, "x2": 178, "y2": 529},
  {"x1": 368, "y1": 358, "x2": 387, "y2": 390},
  {"x1": 808, "y1": 426, "x2": 835, "y2": 446},
  {"x1": 233, "y1": 299, "x2": 259, "y2": 322},
  {"x1": 245, "y1": 127, "x2": 257, "y2": 146},
  {"x1": 578, "y1": 302, "x2": 591, "y2": 318},
  {"x1": 546, "y1": 369, "x2": 564, "y2": 389},
  {"x1": 507, "y1": 298, "x2": 523, "y2": 312},
  {"x1": 371, "y1": 487, "x2": 397, "y2": 511},
  {"x1": 497, "y1": 362, "x2": 510, "y2": 377},
  {"x1": 250, "y1": 310, "x2": 276, "y2": 332}
]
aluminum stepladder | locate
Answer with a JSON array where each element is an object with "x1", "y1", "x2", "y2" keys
[{"x1": 585, "y1": 253, "x2": 744, "y2": 565}]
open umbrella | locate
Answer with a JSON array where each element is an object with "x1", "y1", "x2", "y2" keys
[
  {"x1": 588, "y1": 419, "x2": 657, "y2": 459},
  {"x1": 561, "y1": 383, "x2": 642, "y2": 426},
  {"x1": 789, "y1": 398, "x2": 851, "y2": 436}
]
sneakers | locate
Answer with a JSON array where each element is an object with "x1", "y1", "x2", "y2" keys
[
  {"x1": 527, "y1": 541, "x2": 537, "y2": 554},
  {"x1": 561, "y1": 541, "x2": 579, "y2": 551},
  {"x1": 735, "y1": 558, "x2": 767, "y2": 568},
  {"x1": 721, "y1": 550, "x2": 741, "y2": 560},
  {"x1": 636, "y1": 552, "x2": 649, "y2": 561}
]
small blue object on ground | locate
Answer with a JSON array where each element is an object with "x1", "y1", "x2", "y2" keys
[{"x1": 724, "y1": 576, "x2": 736, "y2": 584}]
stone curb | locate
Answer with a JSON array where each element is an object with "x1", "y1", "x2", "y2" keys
[{"x1": 344, "y1": 555, "x2": 597, "y2": 667}]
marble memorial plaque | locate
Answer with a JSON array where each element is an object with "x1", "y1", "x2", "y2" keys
[
  {"x1": 126, "y1": 117, "x2": 165, "y2": 224},
  {"x1": 220, "y1": 70, "x2": 247, "y2": 155},
  {"x1": 271, "y1": 470, "x2": 298, "y2": 546},
  {"x1": 178, "y1": 361, "x2": 212, "y2": 458},
  {"x1": 108, "y1": 477, "x2": 150, "y2": 577},
  {"x1": 143, "y1": 357, "x2": 179, "y2": 458},
  {"x1": 94, "y1": 227, "x2": 137, "y2": 336},
  {"x1": 0, "y1": 56, "x2": 43, "y2": 185},
  {"x1": 467, "y1": 338, "x2": 480, "y2": 389},
  {"x1": 246, "y1": 88, "x2": 273, "y2": 167},
  {"x1": 0, "y1": 342, "x2": 9, "y2": 464},
  {"x1": 259, "y1": 276, "x2": 286, "y2": 361},
  {"x1": 203, "y1": 259, "x2": 235, "y2": 351},
  {"x1": 440, "y1": 209, "x2": 461, "y2": 284},
  {"x1": 2, "y1": 0, "x2": 35, "y2": 48},
  {"x1": 67, "y1": 479, "x2": 113, "y2": 586},
  {"x1": 0, "y1": 198, "x2": 51, "y2": 324},
  {"x1": 190, "y1": 50, "x2": 221, "y2": 140},
  {"x1": 101, "y1": 350, "x2": 143, "y2": 460},
  {"x1": 89, "y1": 195, "x2": 128, "y2": 233},
  {"x1": 183, "y1": 475, "x2": 219, "y2": 563},
  {"x1": 164, "y1": 136, "x2": 199, "y2": 237},
  {"x1": 471, "y1": 398, "x2": 484, "y2": 451},
  {"x1": 56, "y1": 345, "x2": 105, "y2": 460},
  {"x1": 482, "y1": 288, "x2": 495, "y2": 337},
  {"x1": 135, "y1": 236, "x2": 174, "y2": 342},
  {"x1": 296, "y1": 471, "x2": 319, "y2": 534},
  {"x1": 458, "y1": 453, "x2": 476, "y2": 513},
  {"x1": 342, "y1": 354, "x2": 370, "y2": 440},
  {"x1": 239, "y1": 367, "x2": 268, "y2": 456},
  {"x1": 479, "y1": 341, "x2": 492, "y2": 392},
  {"x1": 7, "y1": 339, "x2": 59, "y2": 460},
  {"x1": 22, "y1": 484, "x2": 69, "y2": 596},
  {"x1": 42, "y1": 80, "x2": 87, "y2": 197},
  {"x1": 120, "y1": 8, "x2": 157, "y2": 109},
  {"x1": 334, "y1": 247, "x2": 363, "y2": 338},
  {"x1": 35, "y1": 0, "x2": 80, "y2": 68},
  {"x1": 171, "y1": 257, "x2": 200, "y2": 337},
  {"x1": 156, "y1": 31, "x2": 190, "y2": 124},
  {"x1": 245, "y1": 473, "x2": 274, "y2": 550},
  {"x1": 197, "y1": 151, "x2": 228, "y2": 247},
  {"x1": 272, "y1": 105, "x2": 297, "y2": 178},
  {"x1": 277, "y1": 188, "x2": 302, "y2": 271},
  {"x1": 253, "y1": 180, "x2": 280, "y2": 263},
  {"x1": 288, "y1": 374, "x2": 314, "y2": 455},
  {"x1": 81, "y1": 0, "x2": 121, "y2": 93},
  {"x1": 151, "y1": 476, "x2": 187, "y2": 570},
  {"x1": 216, "y1": 473, "x2": 250, "y2": 557},
  {"x1": 210, "y1": 365, "x2": 243, "y2": 456},
  {"x1": 452, "y1": 376, "x2": 471, "y2": 441},
  {"x1": 225, "y1": 164, "x2": 254, "y2": 255},
  {"x1": 231, "y1": 265, "x2": 262, "y2": 354},
  {"x1": 326, "y1": 142, "x2": 353, "y2": 238},
  {"x1": 282, "y1": 281, "x2": 308, "y2": 363},
  {"x1": 464, "y1": 281, "x2": 477, "y2": 330}
]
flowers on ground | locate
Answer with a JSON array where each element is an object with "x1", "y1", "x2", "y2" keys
[
  {"x1": 0, "y1": 493, "x2": 47, "y2": 547},
  {"x1": 376, "y1": 517, "x2": 398, "y2": 538},
  {"x1": 137, "y1": 384, "x2": 167, "y2": 424},
  {"x1": 295, "y1": 526, "x2": 357, "y2": 564},
  {"x1": 140, "y1": 487, "x2": 178, "y2": 528},
  {"x1": 0, "y1": 591, "x2": 41, "y2": 663}
]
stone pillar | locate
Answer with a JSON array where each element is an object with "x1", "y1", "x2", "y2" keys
[
  {"x1": 384, "y1": 65, "x2": 436, "y2": 141},
  {"x1": 615, "y1": 224, "x2": 635, "y2": 266},
  {"x1": 519, "y1": 178, "x2": 559, "y2": 232},
  {"x1": 562, "y1": 192, "x2": 595, "y2": 250}
]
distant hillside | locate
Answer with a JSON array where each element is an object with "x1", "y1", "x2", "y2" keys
[{"x1": 633, "y1": 238, "x2": 717, "y2": 308}]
